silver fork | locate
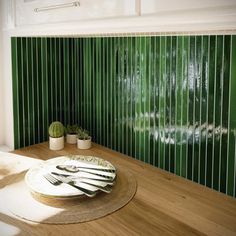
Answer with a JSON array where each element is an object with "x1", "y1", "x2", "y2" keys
[
  {"x1": 44, "y1": 174, "x2": 96, "y2": 198},
  {"x1": 51, "y1": 172, "x2": 112, "y2": 193}
]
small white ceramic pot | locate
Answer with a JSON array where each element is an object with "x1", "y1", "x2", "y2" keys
[
  {"x1": 77, "y1": 137, "x2": 92, "y2": 149},
  {"x1": 49, "y1": 136, "x2": 64, "y2": 150},
  {"x1": 66, "y1": 134, "x2": 77, "y2": 144}
]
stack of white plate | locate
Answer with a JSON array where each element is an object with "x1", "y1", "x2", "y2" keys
[{"x1": 25, "y1": 155, "x2": 116, "y2": 199}]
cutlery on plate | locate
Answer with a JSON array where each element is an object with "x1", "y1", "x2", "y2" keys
[
  {"x1": 56, "y1": 164, "x2": 116, "y2": 173},
  {"x1": 51, "y1": 172, "x2": 113, "y2": 193},
  {"x1": 56, "y1": 165, "x2": 114, "y2": 180},
  {"x1": 44, "y1": 173, "x2": 96, "y2": 197},
  {"x1": 51, "y1": 172, "x2": 115, "y2": 185}
]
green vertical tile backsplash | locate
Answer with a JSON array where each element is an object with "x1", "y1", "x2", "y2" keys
[{"x1": 11, "y1": 35, "x2": 236, "y2": 197}]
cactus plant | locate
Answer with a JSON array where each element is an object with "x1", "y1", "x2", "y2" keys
[
  {"x1": 65, "y1": 124, "x2": 78, "y2": 134},
  {"x1": 77, "y1": 128, "x2": 91, "y2": 149},
  {"x1": 49, "y1": 121, "x2": 64, "y2": 138},
  {"x1": 77, "y1": 128, "x2": 90, "y2": 140},
  {"x1": 65, "y1": 124, "x2": 78, "y2": 144}
]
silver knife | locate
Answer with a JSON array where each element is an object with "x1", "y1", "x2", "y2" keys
[
  {"x1": 51, "y1": 172, "x2": 115, "y2": 185},
  {"x1": 56, "y1": 165, "x2": 115, "y2": 180}
]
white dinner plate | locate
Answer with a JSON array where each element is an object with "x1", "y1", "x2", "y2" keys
[{"x1": 25, "y1": 155, "x2": 116, "y2": 199}]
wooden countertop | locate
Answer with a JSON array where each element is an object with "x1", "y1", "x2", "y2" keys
[{"x1": 0, "y1": 142, "x2": 236, "y2": 235}]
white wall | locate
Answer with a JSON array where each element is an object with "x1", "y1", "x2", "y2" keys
[
  {"x1": 0, "y1": 0, "x2": 14, "y2": 150},
  {"x1": 0, "y1": 0, "x2": 4, "y2": 146},
  {"x1": 1, "y1": 0, "x2": 236, "y2": 150},
  {"x1": 2, "y1": 33, "x2": 14, "y2": 150}
]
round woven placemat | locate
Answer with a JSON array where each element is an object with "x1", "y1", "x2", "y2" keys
[{"x1": 3, "y1": 167, "x2": 137, "y2": 224}]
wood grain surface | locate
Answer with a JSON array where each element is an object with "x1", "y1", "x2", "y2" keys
[{"x1": 0, "y1": 142, "x2": 235, "y2": 236}]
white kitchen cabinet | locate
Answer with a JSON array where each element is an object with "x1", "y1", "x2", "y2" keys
[
  {"x1": 141, "y1": 0, "x2": 236, "y2": 15},
  {"x1": 15, "y1": 0, "x2": 136, "y2": 26}
]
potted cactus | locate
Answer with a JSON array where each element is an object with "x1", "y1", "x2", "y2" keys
[
  {"x1": 65, "y1": 124, "x2": 78, "y2": 144},
  {"x1": 48, "y1": 121, "x2": 65, "y2": 150},
  {"x1": 77, "y1": 128, "x2": 92, "y2": 149}
]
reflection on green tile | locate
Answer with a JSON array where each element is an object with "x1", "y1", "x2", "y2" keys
[{"x1": 11, "y1": 35, "x2": 236, "y2": 197}]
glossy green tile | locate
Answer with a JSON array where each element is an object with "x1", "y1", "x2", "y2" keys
[
  {"x1": 11, "y1": 35, "x2": 236, "y2": 198},
  {"x1": 159, "y1": 36, "x2": 166, "y2": 170},
  {"x1": 11, "y1": 38, "x2": 19, "y2": 149},
  {"x1": 199, "y1": 36, "x2": 208, "y2": 185},
  {"x1": 227, "y1": 35, "x2": 236, "y2": 197},
  {"x1": 175, "y1": 36, "x2": 183, "y2": 176}
]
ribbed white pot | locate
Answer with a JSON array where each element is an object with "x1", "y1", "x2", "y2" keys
[
  {"x1": 49, "y1": 136, "x2": 64, "y2": 150},
  {"x1": 77, "y1": 137, "x2": 92, "y2": 149},
  {"x1": 66, "y1": 134, "x2": 77, "y2": 144}
]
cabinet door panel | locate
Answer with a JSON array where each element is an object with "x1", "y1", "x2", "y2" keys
[
  {"x1": 141, "y1": 0, "x2": 236, "y2": 15},
  {"x1": 15, "y1": 0, "x2": 136, "y2": 26}
]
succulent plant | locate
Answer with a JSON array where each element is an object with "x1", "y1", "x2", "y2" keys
[
  {"x1": 65, "y1": 124, "x2": 78, "y2": 134},
  {"x1": 49, "y1": 121, "x2": 64, "y2": 138},
  {"x1": 77, "y1": 128, "x2": 90, "y2": 140}
]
